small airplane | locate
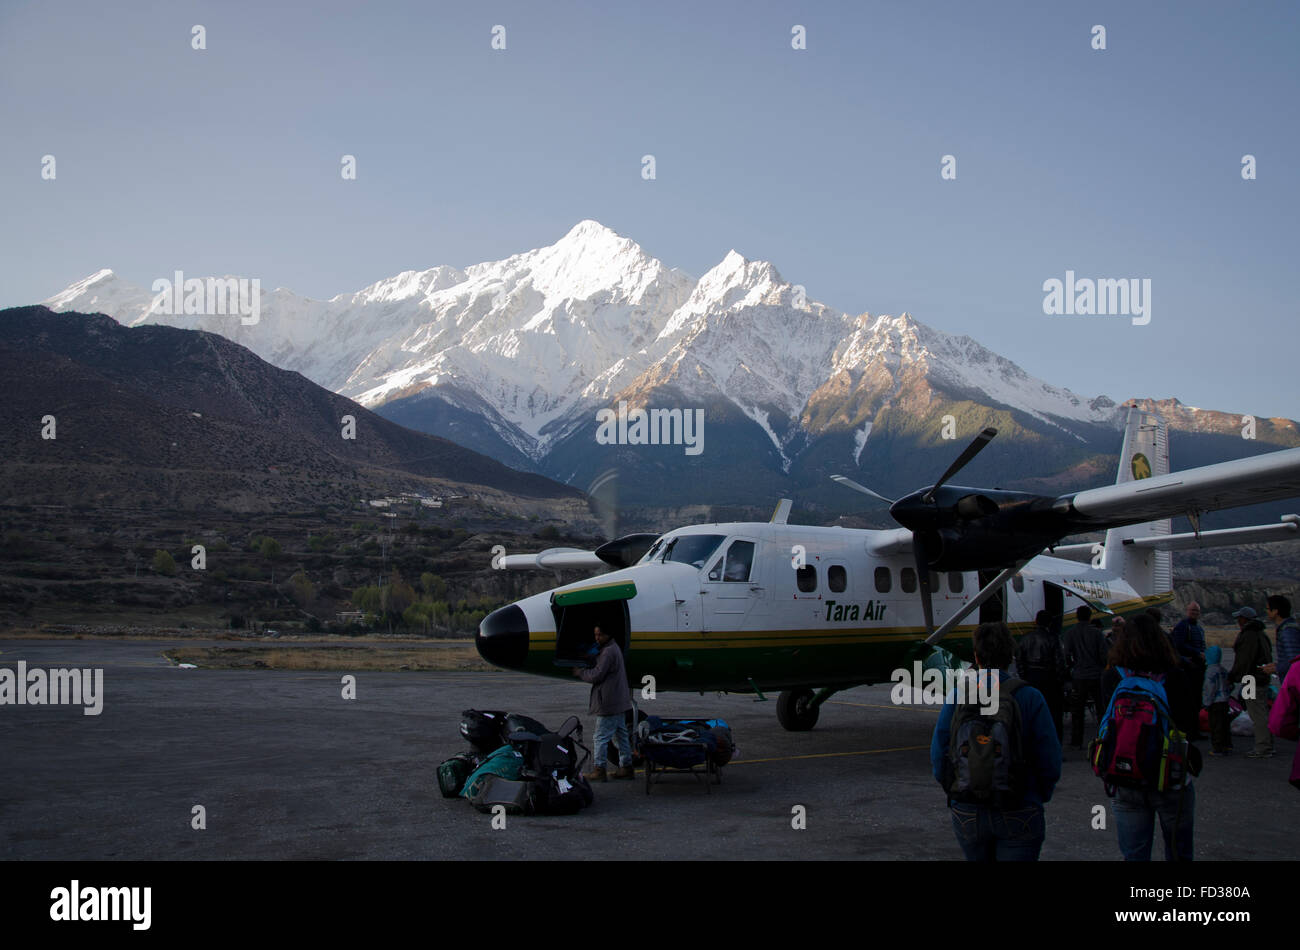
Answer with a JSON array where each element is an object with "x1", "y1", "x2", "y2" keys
[{"x1": 477, "y1": 405, "x2": 1300, "y2": 731}]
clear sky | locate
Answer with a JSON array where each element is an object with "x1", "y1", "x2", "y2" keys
[{"x1": 2, "y1": 0, "x2": 1297, "y2": 419}]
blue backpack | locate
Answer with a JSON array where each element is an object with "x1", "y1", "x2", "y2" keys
[{"x1": 1090, "y1": 669, "x2": 1188, "y2": 792}]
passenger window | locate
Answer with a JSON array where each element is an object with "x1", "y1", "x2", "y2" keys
[
  {"x1": 948, "y1": 572, "x2": 964, "y2": 593},
  {"x1": 829, "y1": 565, "x2": 847, "y2": 593},
  {"x1": 796, "y1": 565, "x2": 817, "y2": 593},
  {"x1": 722, "y1": 541, "x2": 754, "y2": 582},
  {"x1": 901, "y1": 567, "x2": 917, "y2": 594},
  {"x1": 1012, "y1": 576, "x2": 1025, "y2": 593},
  {"x1": 874, "y1": 566, "x2": 891, "y2": 593}
]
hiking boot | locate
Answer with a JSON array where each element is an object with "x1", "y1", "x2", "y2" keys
[
  {"x1": 613, "y1": 765, "x2": 636, "y2": 780},
  {"x1": 584, "y1": 767, "x2": 608, "y2": 782}
]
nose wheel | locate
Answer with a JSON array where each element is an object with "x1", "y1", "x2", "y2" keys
[{"x1": 776, "y1": 688, "x2": 820, "y2": 731}]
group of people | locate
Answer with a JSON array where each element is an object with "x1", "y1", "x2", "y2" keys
[{"x1": 932, "y1": 596, "x2": 1300, "y2": 861}]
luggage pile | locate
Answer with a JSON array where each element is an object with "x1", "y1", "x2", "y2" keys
[
  {"x1": 636, "y1": 716, "x2": 736, "y2": 793},
  {"x1": 438, "y1": 709, "x2": 595, "y2": 816}
]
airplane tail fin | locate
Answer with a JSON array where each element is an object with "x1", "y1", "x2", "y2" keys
[{"x1": 1101, "y1": 404, "x2": 1173, "y2": 597}]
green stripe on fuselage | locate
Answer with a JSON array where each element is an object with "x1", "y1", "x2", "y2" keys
[{"x1": 521, "y1": 591, "x2": 1174, "y2": 693}]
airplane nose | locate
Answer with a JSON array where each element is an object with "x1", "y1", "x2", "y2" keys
[{"x1": 476, "y1": 604, "x2": 529, "y2": 669}]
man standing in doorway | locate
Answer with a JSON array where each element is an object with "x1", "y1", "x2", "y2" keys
[
  {"x1": 573, "y1": 625, "x2": 634, "y2": 781},
  {"x1": 1063, "y1": 605, "x2": 1109, "y2": 751}
]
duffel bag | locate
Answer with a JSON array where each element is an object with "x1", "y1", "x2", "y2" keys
[
  {"x1": 460, "y1": 709, "x2": 509, "y2": 751},
  {"x1": 437, "y1": 751, "x2": 479, "y2": 798},
  {"x1": 470, "y1": 775, "x2": 535, "y2": 815},
  {"x1": 461, "y1": 745, "x2": 525, "y2": 800}
]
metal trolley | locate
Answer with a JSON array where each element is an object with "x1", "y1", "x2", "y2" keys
[{"x1": 636, "y1": 717, "x2": 733, "y2": 794}]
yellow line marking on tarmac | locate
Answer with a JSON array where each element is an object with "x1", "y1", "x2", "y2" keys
[
  {"x1": 725, "y1": 744, "x2": 929, "y2": 765},
  {"x1": 828, "y1": 700, "x2": 940, "y2": 714}
]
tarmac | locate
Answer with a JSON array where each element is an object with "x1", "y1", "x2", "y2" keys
[{"x1": 1, "y1": 639, "x2": 1296, "y2": 861}]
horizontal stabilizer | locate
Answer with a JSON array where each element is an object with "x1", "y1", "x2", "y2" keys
[
  {"x1": 1123, "y1": 514, "x2": 1299, "y2": 551},
  {"x1": 1051, "y1": 514, "x2": 1299, "y2": 562},
  {"x1": 1048, "y1": 541, "x2": 1103, "y2": 564}
]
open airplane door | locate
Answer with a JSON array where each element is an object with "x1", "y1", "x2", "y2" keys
[
  {"x1": 550, "y1": 580, "x2": 635, "y2": 666},
  {"x1": 1051, "y1": 579, "x2": 1117, "y2": 618}
]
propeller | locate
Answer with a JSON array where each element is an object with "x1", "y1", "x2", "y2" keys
[
  {"x1": 587, "y1": 468, "x2": 620, "y2": 541},
  {"x1": 914, "y1": 540, "x2": 936, "y2": 633},
  {"x1": 832, "y1": 427, "x2": 1001, "y2": 635},
  {"x1": 585, "y1": 467, "x2": 657, "y2": 568},
  {"x1": 897, "y1": 428, "x2": 998, "y2": 633},
  {"x1": 829, "y1": 475, "x2": 895, "y2": 506},
  {"x1": 921, "y1": 427, "x2": 997, "y2": 504}
]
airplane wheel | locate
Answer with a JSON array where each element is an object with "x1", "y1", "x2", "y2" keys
[{"x1": 776, "y1": 688, "x2": 819, "y2": 731}]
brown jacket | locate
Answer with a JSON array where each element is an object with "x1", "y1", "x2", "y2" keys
[
  {"x1": 579, "y1": 640, "x2": 632, "y2": 716},
  {"x1": 1229, "y1": 620, "x2": 1273, "y2": 684}
]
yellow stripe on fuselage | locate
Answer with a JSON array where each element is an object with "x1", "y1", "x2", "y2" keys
[{"x1": 525, "y1": 592, "x2": 1173, "y2": 653}]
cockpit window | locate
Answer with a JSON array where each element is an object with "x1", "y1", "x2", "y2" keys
[
  {"x1": 722, "y1": 541, "x2": 755, "y2": 582},
  {"x1": 662, "y1": 534, "x2": 725, "y2": 569}
]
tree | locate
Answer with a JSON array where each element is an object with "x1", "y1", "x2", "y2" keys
[
  {"x1": 420, "y1": 572, "x2": 448, "y2": 600},
  {"x1": 259, "y1": 537, "x2": 281, "y2": 560},
  {"x1": 352, "y1": 585, "x2": 382, "y2": 615},
  {"x1": 287, "y1": 571, "x2": 316, "y2": 607},
  {"x1": 381, "y1": 573, "x2": 416, "y2": 619},
  {"x1": 152, "y1": 549, "x2": 177, "y2": 576}
]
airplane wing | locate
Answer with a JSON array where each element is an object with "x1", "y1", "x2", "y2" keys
[{"x1": 1054, "y1": 447, "x2": 1300, "y2": 529}]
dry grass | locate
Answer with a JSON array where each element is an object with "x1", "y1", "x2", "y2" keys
[
  {"x1": 1205, "y1": 625, "x2": 1241, "y2": 648},
  {"x1": 163, "y1": 645, "x2": 497, "y2": 672}
]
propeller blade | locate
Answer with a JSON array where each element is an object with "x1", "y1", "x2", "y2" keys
[
  {"x1": 914, "y1": 539, "x2": 936, "y2": 635},
  {"x1": 830, "y1": 475, "x2": 896, "y2": 506},
  {"x1": 922, "y1": 427, "x2": 998, "y2": 504}
]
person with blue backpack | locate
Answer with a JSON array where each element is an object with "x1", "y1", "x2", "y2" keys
[
  {"x1": 1095, "y1": 613, "x2": 1202, "y2": 861},
  {"x1": 931, "y1": 622, "x2": 1062, "y2": 861}
]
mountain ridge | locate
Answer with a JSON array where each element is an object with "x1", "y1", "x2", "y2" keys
[{"x1": 41, "y1": 223, "x2": 1300, "y2": 507}]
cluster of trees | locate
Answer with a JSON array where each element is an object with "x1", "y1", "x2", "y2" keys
[{"x1": 349, "y1": 571, "x2": 494, "y2": 636}]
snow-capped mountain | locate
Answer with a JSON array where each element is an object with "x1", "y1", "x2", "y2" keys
[{"x1": 53, "y1": 220, "x2": 1289, "y2": 507}]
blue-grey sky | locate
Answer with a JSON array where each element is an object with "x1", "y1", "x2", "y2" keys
[{"x1": 3, "y1": 0, "x2": 1297, "y2": 419}]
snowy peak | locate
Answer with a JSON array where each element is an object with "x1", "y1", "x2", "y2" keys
[
  {"x1": 556, "y1": 219, "x2": 633, "y2": 251},
  {"x1": 691, "y1": 250, "x2": 785, "y2": 306},
  {"x1": 43, "y1": 268, "x2": 157, "y2": 318},
  {"x1": 499, "y1": 219, "x2": 675, "y2": 304}
]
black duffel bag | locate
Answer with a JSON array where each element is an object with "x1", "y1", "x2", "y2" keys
[{"x1": 460, "y1": 709, "x2": 509, "y2": 751}]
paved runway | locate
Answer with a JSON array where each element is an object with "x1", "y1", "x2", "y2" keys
[{"x1": 1, "y1": 640, "x2": 1296, "y2": 860}]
